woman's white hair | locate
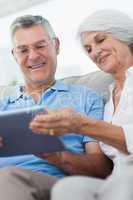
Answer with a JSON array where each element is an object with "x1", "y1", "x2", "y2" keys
[{"x1": 78, "y1": 9, "x2": 133, "y2": 46}]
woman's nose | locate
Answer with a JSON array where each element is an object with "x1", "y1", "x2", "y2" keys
[{"x1": 90, "y1": 48, "x2": 102, "y2": 62}]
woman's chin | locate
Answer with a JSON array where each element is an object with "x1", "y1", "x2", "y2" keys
[{"x1": 98, "y1": 65, "x2": 113, "y2": 74}]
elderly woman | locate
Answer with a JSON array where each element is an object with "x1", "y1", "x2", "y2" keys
[{"x1": 30, "y1": 10, "x2": 133, "y2": 200}]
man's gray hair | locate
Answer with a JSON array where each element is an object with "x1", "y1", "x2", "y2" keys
[
  {"x1": 78, "y1": 9, "x2": 133, "y2": 47},
  {"x1": 10, "y1": 15, "x2": 56, "y2": 39}
]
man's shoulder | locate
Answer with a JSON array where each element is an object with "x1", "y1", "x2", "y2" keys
[
  {"x1": 58, "y1": 81, "x2": 103, "y2": 101},
  {"x1": 57, "y1": 80, "x2": 96, "y2": 93}
]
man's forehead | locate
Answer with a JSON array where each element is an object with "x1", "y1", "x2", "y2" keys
[
  {"x1": 13, "y1": 39, "x2": 49, "y2": 48},
  {"x1": 12, "y1": 24, "x2": 50, "y2": 44},
  {"x1": 14, "y1": 39, "x2": 50, "y2": 48}
]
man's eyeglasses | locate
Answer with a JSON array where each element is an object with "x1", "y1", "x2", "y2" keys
[{"x1": 15, "y1": 38, "x2": 55, "y2": 57}]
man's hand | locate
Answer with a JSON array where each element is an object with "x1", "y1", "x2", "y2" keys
[
  {"x1": 36, "y1": 142, "x2": 113, "y2": 178},
  {"x1": 29, "y1": 108, "x2": 87, "y2": 136},
  {"x1": 37, "y1": 152, "x2": 64, "y2": 167}
]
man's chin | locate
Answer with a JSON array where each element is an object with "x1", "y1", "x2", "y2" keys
[
  {"x1": 33, "y1": 79, "x2": 49, "y2": 85},
  {"x1": 32, "y1": 77, "x2": 55, "y2": 86}
]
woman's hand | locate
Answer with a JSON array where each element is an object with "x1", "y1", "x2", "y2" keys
[{"x1": 29, "y1": 108, "x2": 85, "y2": 136}]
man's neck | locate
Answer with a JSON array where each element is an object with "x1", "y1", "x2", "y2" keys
[{"x1": 25, "y1": 80, "x2": 55, "y2": 102}]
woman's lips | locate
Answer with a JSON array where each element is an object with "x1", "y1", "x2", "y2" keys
[{"x1": 97, "y1": 54, "x2": 110, "y2": 65}]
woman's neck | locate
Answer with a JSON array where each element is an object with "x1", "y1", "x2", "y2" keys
[
  {"x1": 113, "y1": 65, "x2": 131, "y2": 90},
  {"x1": 114, "y1": 74, "x2": 125, "y2": 91},
  {"x1": 113, "y1": 55, "x2": 133, "y2": 88}
]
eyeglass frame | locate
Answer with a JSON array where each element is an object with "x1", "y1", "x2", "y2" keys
[{"x1": 13, "y1": 37, "x2": 56, "y2": 58}]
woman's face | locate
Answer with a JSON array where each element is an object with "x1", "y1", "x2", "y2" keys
[{"x1": 81, "y1": 31, "x2": 133, "y2": 74}]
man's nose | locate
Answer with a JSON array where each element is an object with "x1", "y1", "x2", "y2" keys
[{"x1": 28, "y1": 48, "x2": 39, "y2": 60}]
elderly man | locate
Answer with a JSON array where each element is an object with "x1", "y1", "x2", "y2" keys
[{"x1": 0, "y1": 15, "x2": 112, "y2": 200}]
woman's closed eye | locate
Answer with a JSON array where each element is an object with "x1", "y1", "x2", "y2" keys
[{"x1": 95, "y1": 35, "x2": 106, "y2": 44}]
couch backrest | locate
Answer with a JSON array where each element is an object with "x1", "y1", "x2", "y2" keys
[
  {"x1": 0, "y1": 85, "x2": 21, "y2": 98},
  {"x1": 61, "y1": 71, "x2": 113, "y2": 101},
  {"x1": 0, "y1": 71, "x2": 113, "y2": 101}
]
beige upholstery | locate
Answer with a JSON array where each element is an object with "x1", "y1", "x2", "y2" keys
[
  {"x1": 0, "y1": 71, "x2": 113, "y2": 101},
  {"x1": 61, "y1": 71, "x2": 113, "y2": 101}
]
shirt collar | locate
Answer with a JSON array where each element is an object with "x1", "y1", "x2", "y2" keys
[
  {"x1": 8, "y1": 85, "x2": 24, "y2": 103},
  {"x1": 49, "y1": 80, "x2": 69, "y2": 91},
  {"x1": 8, "y1": 81, "x2": 69, "y2": 103},
  {"x1": 108, "y1": 82, "x2": 115, "y2": 93},
  {"x1": 126, "y1": 66, "x2": 133, "y2": 77},
  {"x1": 108, "y1": 66, "x2": 133, "y2": 92}
]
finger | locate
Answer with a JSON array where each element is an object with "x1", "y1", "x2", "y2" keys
[
  {"x1": 35, "y1": 152, "x2": 52, "y2": 158},
  {"x1": 35, "y1": 127, "x2": 68, "y2": 136},
  {"x1": 33, "y1": 113, "x2": 63, "y2": 122},
  {"x1": 31, "y1": 118, "x2": 70, "y2": 129},
  {"x1": 33, "y1": 107, "x2": 75, "y2": 123},
  {"x1": 30, "y1": 119, "x2": 69, "y2": 135},
  {"x1": 31, "y1": 127, "x2": 49, "y2": 134}
]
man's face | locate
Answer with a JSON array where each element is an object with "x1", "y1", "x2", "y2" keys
[{"x1": 12, "y1": 24, "x2": 59, "y2": 86}]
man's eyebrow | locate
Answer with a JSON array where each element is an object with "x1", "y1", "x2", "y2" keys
[
  {"x1": 36, "y1": 39, "x2": 49, "y2": 43},
  {"x1": 15, "y1": 45, "x2": 27, "y2": 49},
  {"x1": 16, "y1": 39, "x2": 50, "y2": 49}
]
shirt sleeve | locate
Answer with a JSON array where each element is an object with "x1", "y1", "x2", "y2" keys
[
  {"x1": 122, "y1": 124, "x2": 133, "y2": 153},
  {"x1": 83, "y1": 91, "x2": 105, "y2": 144}
]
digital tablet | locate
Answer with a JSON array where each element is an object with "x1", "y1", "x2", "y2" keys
[{"x1": 0, "y1": 106, "x2": 65, "y2": 156}]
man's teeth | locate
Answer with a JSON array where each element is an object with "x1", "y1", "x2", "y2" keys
[{"x1": 30, "y1": 63, "x2": 44, "y2": 69}]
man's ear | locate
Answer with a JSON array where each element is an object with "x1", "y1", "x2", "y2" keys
[
  {"x1": 12, "y1": 48, "x2": 18, "y2": 63},
  {"x1": 54, "y1": 38, "x2": 60, "y2": 54}
]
